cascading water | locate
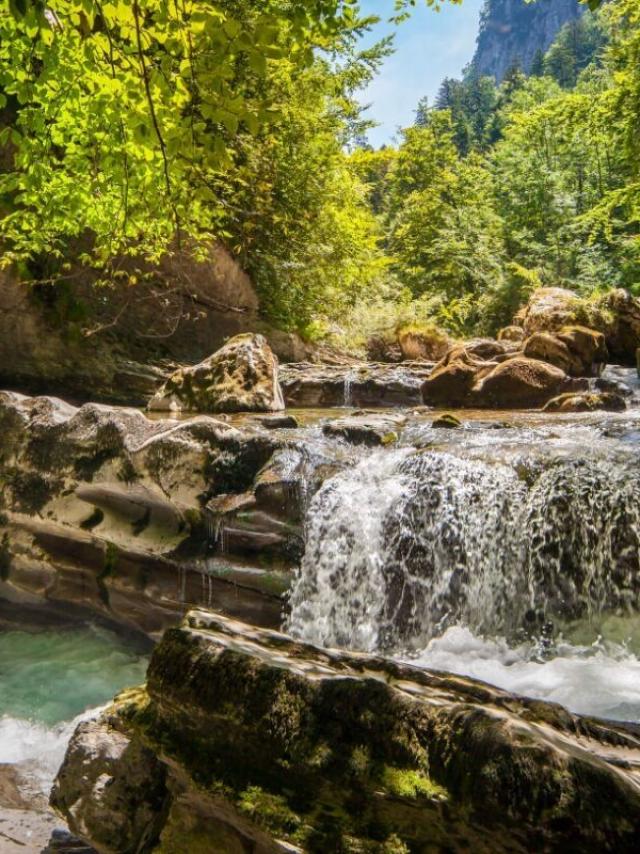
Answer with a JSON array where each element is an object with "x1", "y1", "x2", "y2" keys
[{"x1": 287, "y1": 420, "x2": 640, "y2": 720}]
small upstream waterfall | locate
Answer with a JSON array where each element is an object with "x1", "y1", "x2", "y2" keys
[{"x1": 287, "y1": 447, "x2": 640, "y2": 654}]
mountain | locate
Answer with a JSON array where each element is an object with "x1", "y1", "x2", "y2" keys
[{"x1": 472, "y1": 0, "x2": 585, "y2": 82}]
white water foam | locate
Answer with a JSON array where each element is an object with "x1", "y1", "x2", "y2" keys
[
  {"x1": 288, "y1": 439, "x2": 640, "y2": 721},
  {"x1": 0, "y1": 707, "x2": 103, "y2": 795},
  {"x1": 408, "y1": 626, "x2": 640, "y2": 722}
]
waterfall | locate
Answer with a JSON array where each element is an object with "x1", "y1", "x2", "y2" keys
[
  {"x1": 343, "y1": 368, "x2": 359, "y2": 407},
  {"x1": 287, "y1": 447, "x2": 640, "y2": 653}
]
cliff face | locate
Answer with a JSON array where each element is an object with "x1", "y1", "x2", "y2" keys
[{"x1": 472, "y1": 0, "x2": 584, "y2": 81}]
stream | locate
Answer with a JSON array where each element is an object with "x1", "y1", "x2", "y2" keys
[
  {"x1": 3, "y1": 366, "x2": 640, "y2": 846},
  {"x1": 0, "y1": 621, "x2": 148, "y2": 849}
]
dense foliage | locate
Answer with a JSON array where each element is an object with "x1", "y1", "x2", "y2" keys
[
  {"x1": 0, "y1": 0, "x2": 636, "y2": 346},
  {"x1": 344, "y1": 0, "x2": 640, "y2": 344}
]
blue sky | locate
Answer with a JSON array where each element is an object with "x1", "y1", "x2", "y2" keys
[{"x1": 357, "y1": 0, "x2": 484, "y2": 147}]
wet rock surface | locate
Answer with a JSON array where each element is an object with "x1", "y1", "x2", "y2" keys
[
  {"x1": 52, "y1": 611, "x2": 640, "y2": 854},
  {"x1": 0, "y1": 390, "x2": 312, "y2": 637},
  {"x1": 543, "y1": 390, "x2": 628, "y2": 413},
  {"x1": 322, "y1": 412, "x2": 406, "y2": 447},
  {"x1": 280, "y1": 362, "x2": 433, "y2": 408}
]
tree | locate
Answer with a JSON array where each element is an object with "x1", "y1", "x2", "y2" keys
[{"x1": 382, "y1": 114, "x2": 506, "y2": 332}]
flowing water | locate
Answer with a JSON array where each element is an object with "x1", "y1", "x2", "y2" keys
[
  {"x1": 0, "y1": 623, "x2": 149, "y2": 802},
  {"x1": 288, "y1": 385, "x2": 640, "y2": 722}
]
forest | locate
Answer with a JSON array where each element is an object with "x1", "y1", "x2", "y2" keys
[{"x1": 0, "y1": 0, "x2": 632, "y2": 351}]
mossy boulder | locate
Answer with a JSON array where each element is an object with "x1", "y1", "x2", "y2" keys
[
  {"x1": 148, "y1": 334, "x2": 285, "y2": 414},
  {"x1": 397, "y1": 325, "x2": 451, "y2": 362},
  {"x1": 52, "y1": 612, "x2": 640, "y2": 853},
  {"x1": 514, "y1": 287, "x2": 640, "y2": 366}
]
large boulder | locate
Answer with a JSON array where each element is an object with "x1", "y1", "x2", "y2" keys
[
  {"x1": 397, "y1": 326, "x2": 451, "y2": 362},
  {"x1": 523, "y1": 326, "x2": 607, "y2": 377},
  {"x1": 52, "y1": 612, "x2": 640, "y2": 853},
  {"x1": 421, "y1": 348, "x2": 580, "y2": 410},
  {"x1": 514, "y1": 287, "x2": 640, "y2": 365},
  {"x1": 514, "y1": 287, "x2": 587, "y2": 335},
  {"x1": 472, "y1": 357, "x2": 574, "y2": 408},
  {"x1": 148, "y1": 333, "x2": 285, "y2": 413}
]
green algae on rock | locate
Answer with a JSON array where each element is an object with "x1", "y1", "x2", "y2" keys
[
  {"x1": 148, "y1": 334, "x2": 285, "y2": 414},
  {"x1": 52, "y1": 611, "x2": 640, "y2": 853}
]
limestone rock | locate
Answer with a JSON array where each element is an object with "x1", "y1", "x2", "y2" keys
[
  {"x1": 0, "y1": 391, "x2": 298, "y2": 636},
  {"x1": 50, "y1": 719, "x2": 167, "y2": 854},
  {"x1": 279, "y1": 362, "x2": 432, "y2": 408},
  {"x1": 148, "y1": 334, "x2": 285, "y2": 414},
  {"x1": 53, "y1": 612, "x2": 640, "y2": 853}
]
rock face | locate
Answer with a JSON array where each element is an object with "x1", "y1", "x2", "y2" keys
[
  {"x1": 0, "y1": 391, "x2": 312, "y2": 636},
  {"x1": 514, "y1": 287, "x2": 640, "y2": 366},
  {"x1": 148, "y1": 334, "x2": 285, "y2": 414},
  {"x1": 280, "y1": 362, "x2": 433, "y2": 408},
  {"x1": 0, "y1": 247, "x2": 262, "y2": 405},
  {"x1": 472, "y1": 0, "x2": 584, "y2": 82},
  {"x1": 52, "y1": 611, "x2": 640, "y2": 853}
]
